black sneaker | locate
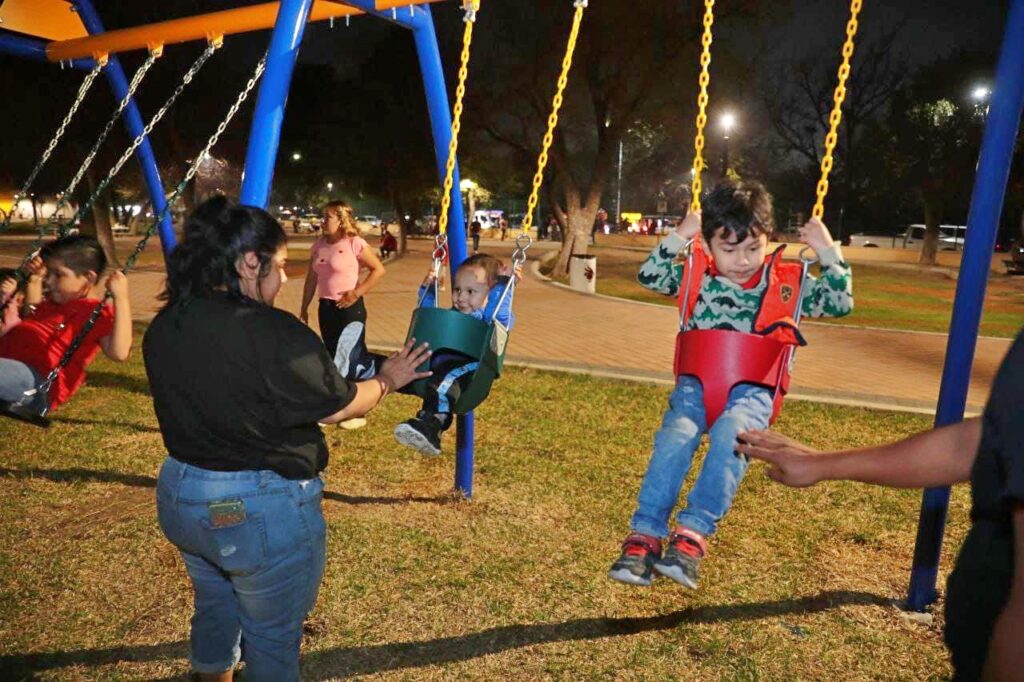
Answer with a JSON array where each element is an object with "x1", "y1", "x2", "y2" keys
[
  {"x1": 607, "y1": 533, "x2": 662, "y2": 586},
  {"x1": 653, "y1": 526, "x2": 707, "y2": 589},
  {"x1": 394, "y1": 416, "x2": 442, "y2": 456}
]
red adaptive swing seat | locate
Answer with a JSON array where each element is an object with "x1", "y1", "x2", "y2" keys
[{"x1": 673, "y1": 329, "x2": 793, "y2": 426}]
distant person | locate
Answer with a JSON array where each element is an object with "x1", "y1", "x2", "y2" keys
[
  {"x1": 608, "y1": 179, "x2": 853, "y2": 589},
  {"x1": 379, "y1": 229, "x2": 398, "y2": 260},
  {"x1": 499, "y1": 216, "x2": 509, "y2": 241},
  {"x1": 737, "y1": 327, "x2": 1024, "y2": 682},
  {"x1": 470, "y1": 219, "x2": 482, "y2": 253},
  {"x1": 299, "y1": 201, "x2": 386, "y2": 429}
]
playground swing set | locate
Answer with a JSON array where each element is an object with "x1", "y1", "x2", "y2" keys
[{"x1": 2, "y1": 0, "x2": 1024, "y2": 617}]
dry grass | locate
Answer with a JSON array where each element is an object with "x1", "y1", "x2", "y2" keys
[{"x1": 0, "y1": 337, "x2": 969, "y2": 680}]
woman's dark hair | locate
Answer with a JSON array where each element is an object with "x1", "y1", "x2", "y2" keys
[
  {"x1": 40, "y1": 234, "x2": 107, "y2": 276},
  {"x1": 163, "y1": 196, "x2": 287, "y2": 305},
  {"x1": 701, "y1": 179, "x2": 775, "y2": 243}
]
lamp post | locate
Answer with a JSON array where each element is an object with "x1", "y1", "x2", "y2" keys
[
  {"x1": 460, "y1": 178, "x2": 478, "y2": 231},
  {"x1": 720, "y1": 111, "x2": 736, "y2": 176},
  {"x1": 291, "y1": 151, "x2": 302, "y2": 161},
  {"x1": 326, "y1": 181, "x2": 333, "y2": 192}
]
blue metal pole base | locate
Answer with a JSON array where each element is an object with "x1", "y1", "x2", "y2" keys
[
  {"x1": 455, "y1": 413, "x2": 474, "y2": 498},
  {"x1": 905, "y1": 0, "x2": 1024, "y2": 612}
]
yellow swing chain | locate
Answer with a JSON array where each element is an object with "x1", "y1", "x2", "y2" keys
[
  {"x1": 520, "y1": 0, "x2": 588, "y2": 234},
  {"x1": 689, "y1": 0, "x2": 715, "y2": 213},
  {"x1": 436, "y1": 0, "x2": 480, "y2": 238},
  {"x1": 811, "y1": 0, "x2": 862, "y2": 220}
]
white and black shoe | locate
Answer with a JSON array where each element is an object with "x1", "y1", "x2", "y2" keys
[{"x1": 393, "y1": 416, "x2": 443, "y2": 456}]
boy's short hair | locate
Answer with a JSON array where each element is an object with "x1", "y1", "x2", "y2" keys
[
  {"x1": 457, "y1": 253, "x2": 503, "y2": 287},
  {"x1": 40, "y1": 234, "x2": 107, "y2": 277},
  {"x1": 701, "y1": 179, "x2": 775, "y2": 244}
]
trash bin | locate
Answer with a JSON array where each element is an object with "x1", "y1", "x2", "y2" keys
[{"x1": 569, "y1": 253, "x2": 597, "y2": 294}]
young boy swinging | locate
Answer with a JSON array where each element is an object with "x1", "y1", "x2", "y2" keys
[{"x1": 608, "y1": 179, "x2": 853, "y2": 588}]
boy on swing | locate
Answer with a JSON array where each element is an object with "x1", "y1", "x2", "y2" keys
[
  {"x1": 0, "y1": 235, "x2": 133, "y2": 416},
  {"x1": 608, "y1": 179, "x2": 853, "y2": 588},
  {"x1": 393, "y1": 253, "x2": 519, "y2": 456}
]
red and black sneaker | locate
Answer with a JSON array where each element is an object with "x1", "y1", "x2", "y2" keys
[
  {"x1": 653, "y1": 526, "x2": 707, "y2": 589},
  {"x1": 607, "y1": 533, "x2": 662, "y2": 586}
]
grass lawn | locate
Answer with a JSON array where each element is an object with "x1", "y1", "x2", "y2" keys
[
  {"x1": 0, "y1": 328, "x2": 968, "y2": 680},
  {"x1": 580, "y1": 246, "x2": 1024, "y2": 338}
]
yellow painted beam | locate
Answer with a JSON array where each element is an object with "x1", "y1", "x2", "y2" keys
[{"x1": 0, "y1": 0, "x2": 88, "y2": 41}]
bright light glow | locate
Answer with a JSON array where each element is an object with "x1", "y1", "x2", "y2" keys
[
  {"x1": 460, "y1": 178, "x2": 478, "y2": 191},
  {"x1": 291, "y1": 152, "x2": 302, "y2": 161},
  {"x1": 971, "y1": 85, "x2": 990, "y2": 102},
  {"x1": 326, "y1": 181, "x2": 334, "y2": 191},
  {"x1": 720, "y1": 112, "x2": 737, "y2": 134}
]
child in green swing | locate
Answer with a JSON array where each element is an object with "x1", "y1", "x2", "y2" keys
[
  {"x1": 393, "y1": 253, "x2": 520, "y2": 456},
  {"x1": 608, "y1": 179, "x2": 853, "y2": 588}
]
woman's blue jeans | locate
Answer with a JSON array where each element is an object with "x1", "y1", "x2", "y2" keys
[
  {"x1": 630, "y1": 375, "x2": 774, "y2": 539},
  {"x1": 156, "y1": 457, "x2": 327, "y2": 682}
]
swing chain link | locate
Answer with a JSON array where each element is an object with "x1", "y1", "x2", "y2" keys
[
  {"x1": 436, "y1": 2, "x2": 478, "y2": 238},
  {"x1": 61, "y1": 40, "x2": 222, "y2": 236},
  {"x1": 690, "y1": 0, "x2": 715, "y2": 213},
  {"x1": 0, "y1": 60, "x2": 105, "y2": 234},
  {"x1": 812, "y1": 0, "x2": 862, "y2": 220},
  {"x1": 511, "y1": 233, "x2": 532, "y2": 270},
  {"x1": 521, "y1": 0, "x2": 587, "y2": 235},
  {"x1": 26, "y1": 52, "x2": 268, "y2": 411},
  {"x1": 49, "y1": 51, "x2": 161, "y2": 234}
]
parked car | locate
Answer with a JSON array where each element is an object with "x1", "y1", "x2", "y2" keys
[{"x1": 849, "y1": 224, "x2": 968, "y2": 250}]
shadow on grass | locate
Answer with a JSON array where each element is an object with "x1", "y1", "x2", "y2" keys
[
  {"x1": 0, "y1": 590, "x2": 893, "y2": 679},
  {"x1": 0, "y1": 467, "x2": 454, "y2": 507},
  {"x1": 83, "y1": 371, "x2": 152, "y2": 396}
]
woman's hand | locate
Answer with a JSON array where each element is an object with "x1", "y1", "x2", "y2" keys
[
  {"x1": 336, "y1": 290, "x2": 360, "y2": 308},
  {"x1": 299, "y1": 308, "x2": 309, "y2": 325},
  {"x1": 735, "y1": 429, "x2": 824, "y2": 488},
  {"x1": 377, "y1": 337, "x2": 432, "y2": 390}
]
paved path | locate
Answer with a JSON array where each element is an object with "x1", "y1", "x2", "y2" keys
[{"x1": 122, "y1": 238, "x2": 1011, "y2": 414}]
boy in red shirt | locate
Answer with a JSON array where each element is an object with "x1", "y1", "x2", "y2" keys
[{"x1": 0, "y1": 235, "x2": 133, "y2": 415}]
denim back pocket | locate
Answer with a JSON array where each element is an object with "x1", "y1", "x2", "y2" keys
[{"x1": 199, "y1": 511, "x2": 269, "y2": 575}]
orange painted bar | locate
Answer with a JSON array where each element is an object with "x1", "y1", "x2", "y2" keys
[{"x1": 46, "y1": 0, "x2": 445, "y2": 62}]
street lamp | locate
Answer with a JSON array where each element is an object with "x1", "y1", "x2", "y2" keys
[
  {"x1": 971, "y1": 85, "x2": 991, "y2": 103},
  {"x1": 291, "y1": 151, "x2": 302, "y2": 161},
  {"x1": 326, "y1": 181, "x2": 333, "y2": 192},
  {"x1": 720, "y1": 111, "x2": 736, "y2": 176},
  {"x1": 460, "y1": 178, "x2": 478, "y2": 227}
]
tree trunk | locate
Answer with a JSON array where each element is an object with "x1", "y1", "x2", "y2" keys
[
  {"x1": 554, "y1": 181, "x2": 605, "y2": 273},
  {"x1": 389, "y1": 183, "x2": 408, "y2": 255},
  {"x1": 84, "y1": 166, "x2": 120, "y2": 267},
  {"x1": 918, "y1": 197, "x2": 941, "y2": 266}
]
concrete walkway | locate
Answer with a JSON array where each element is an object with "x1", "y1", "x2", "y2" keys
[{"x1": 122, "y1": 237, "x2": 1011, "y2": 414}]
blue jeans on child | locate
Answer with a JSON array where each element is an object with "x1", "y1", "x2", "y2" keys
[
  {"x1": 0, "y1": 358, "x2": 47, "y2": 412},
  {"x1": 630, "y1": 375, "x2": 774, "y2": 539},
  {"x1": 156, "y1": 456, "x2": 327, "y2": 682}
]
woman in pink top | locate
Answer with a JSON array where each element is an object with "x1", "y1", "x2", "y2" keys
[{"x1": 300, "y1": 202, "x2": 386, "y2": 419}]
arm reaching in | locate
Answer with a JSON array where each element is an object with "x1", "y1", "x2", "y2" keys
[{"x1": 736, "y1": 418, "x2": 982, "y2": 489}]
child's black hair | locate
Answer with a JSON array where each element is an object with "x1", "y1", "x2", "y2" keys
[
  {"x1": 39, "y1": 234, "x2": 107, "y2": 277},
  {"x1": 701, "y1": 179, "x2": 775, "y2": 244},
  {"x1": 163, "y1": 195, "x2": 286, "y2": 305}
]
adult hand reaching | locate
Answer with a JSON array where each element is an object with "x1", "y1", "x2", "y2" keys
[
  {"x1": 377, "y1": 337, "x2": 432, "y2": 391},
  {"x1": 736, "y1": 429, "x2": 823, "y2": 488}
]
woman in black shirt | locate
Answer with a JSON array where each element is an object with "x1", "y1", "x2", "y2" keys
[
  {"x1": 144, "y1": 198, "x2": 429, "y2": 682},
  {"x1": 736, "y1": 329, "x2": 1024, "y2": 681}
]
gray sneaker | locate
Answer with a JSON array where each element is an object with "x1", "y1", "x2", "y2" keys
[
  {"x1": 394, "y1": 416, "x2": 442, "y2": 456},
  {"x1": 608, "y1": 533, "x2": 662, "y2": 586},
  {"x1": 653, "y1": 527, "x2": 707, "y2": 589}
]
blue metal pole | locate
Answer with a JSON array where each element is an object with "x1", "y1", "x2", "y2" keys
[
  {"x1": 239, "y1": 0, "x2": 315, "y2": 208},
  {"x1": 0, "y1": 33, "x2": 95, "y2": 69},
  {"x1": 73, "y1": 0, "x2": 175, "y2": 258},
  {"x1": 906, "y1": 0, "x2": 1024, "y2": 612},
  {"x1": 411, "y1": 5, "x2": 474, "y2": 498}
]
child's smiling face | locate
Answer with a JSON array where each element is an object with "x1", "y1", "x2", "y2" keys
[
  {"x1": 452, "y1": 265, "x2": 491, "y2": 313},
  {"x1": 707, "y1": 229, "x2": 768, "y2": 284}
]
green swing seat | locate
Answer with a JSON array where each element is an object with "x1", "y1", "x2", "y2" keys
[{"x1": 404, "y1": 306, "x2": 509, "y2": 414}]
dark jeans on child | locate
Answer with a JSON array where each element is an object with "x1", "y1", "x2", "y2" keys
[
  {"x1": 317, "y1": 297, "x2": 379, "y2": 380},
  {"x1": 420, "y1": 350, "x2": 479, "y2": 417}
]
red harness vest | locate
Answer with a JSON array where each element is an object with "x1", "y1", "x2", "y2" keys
[{"x1": 677, "y1": 239, "x2": 807, "y2": 346}]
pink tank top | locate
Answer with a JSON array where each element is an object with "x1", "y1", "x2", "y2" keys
[{"x1": 311, "y1": 235, "x2": 368, "y2": 299}]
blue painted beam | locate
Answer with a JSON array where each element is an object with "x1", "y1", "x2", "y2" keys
[
  {"x1": 72, "y1": 1, "x2": 175, "y2": 258},
  {"x1": 239, "y1": 0, "x2": 315, "y2": 208},
  {"x1": 906, "y1": 0, "x2": 1024, "y2": 611},
  {"x1": 0, "y1": 32, "x2": 95, "y2": 69}
]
